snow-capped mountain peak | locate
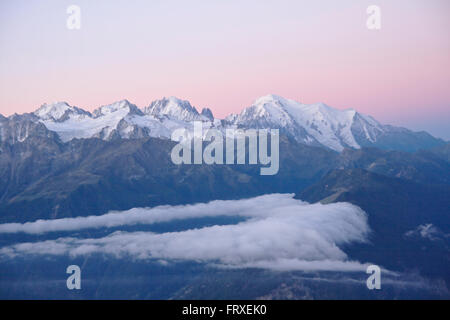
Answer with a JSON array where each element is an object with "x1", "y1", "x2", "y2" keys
[
  {"x1": 6, "y1": 94, "x2": 441, "y2": 153},
  {"x1": 93, "y1": 100, "x2": 143, "y2": 117},
  {"x1": 253, "y1": 94, "x2": 289, "y2": 105},
  {"x1": 31, "y1": 97, "x2": 215, "y2": 143},
  {"x1": 235, "y1": 94, "x2": 294, "y2": 126},
  {"x1": 34, "y1": 101, "x2": 92, "y2": 123},
  {"x1": 229, "y1": 94, "x2": 386, "y2": 151},
  {"x1": 144, "y1": 96, "x2": 203, "y2": 121},
  {"x1": 34, "y1": 102, "x2": 72, "y2": 121}
]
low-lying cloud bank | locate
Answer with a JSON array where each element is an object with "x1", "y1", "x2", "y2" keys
[
  {"x1": 0, "y1": 194, "x2": 301, "y2": 235},
  {"x1": 0, "y1": 194, "x2": 371, "y2": 271}
]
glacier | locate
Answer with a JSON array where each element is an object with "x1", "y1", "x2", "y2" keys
[{"x1": 0, "y1": 94, "x2": 443, "y2": 152}]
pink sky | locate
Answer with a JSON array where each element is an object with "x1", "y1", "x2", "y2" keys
[{"x1": 0, "y1": 0, "x2": 449, "y2": 138}]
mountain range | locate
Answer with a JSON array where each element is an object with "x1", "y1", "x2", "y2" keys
[
  {"x1": 0, "y1": 94, "x2": 449, "y2": 222},
  {"x1": 1, "y1": 94, "x2": 445, "y2": 152},
  {"x1": 0, "y1": 94, "x2": 449, "y2": 299}
]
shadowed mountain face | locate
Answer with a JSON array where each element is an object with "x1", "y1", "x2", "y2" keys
[
  {"x1": 297, "y1": 168, "x2": 450, "y2": 230},
  {"x1": 0, "y1": 132, "x2": 339, "y2": 222},
  {"x1": 425, "y1": 142, "x2": 450, "y2": 163},
  {"x1": 336, "y1": 146, "x2": 450, "y2": 185},
  {"x1": 297, "y1": 168, "x2": 450, "y2": 287}
]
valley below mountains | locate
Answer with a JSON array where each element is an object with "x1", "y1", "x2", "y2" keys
[{"x1": 0, "y1": 95, "x2": 449, "y2": 299}]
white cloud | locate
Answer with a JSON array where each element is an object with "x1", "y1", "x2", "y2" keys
[
  {"x1": 0, "y1": 194, "x2": 371, "y2": 272},
  {"x1": 0, "y1": 194, "x2": 296, "y2": 234},
  {"x1": 405, "y1": 223, "x2": 449, "y2": 241}
]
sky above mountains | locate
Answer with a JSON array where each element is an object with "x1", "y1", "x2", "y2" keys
[{"x1": 0, "y1": 0, "x2": 449, "y2": 139}]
